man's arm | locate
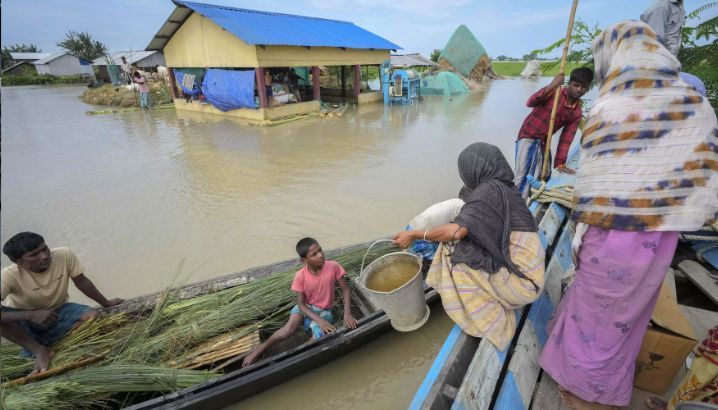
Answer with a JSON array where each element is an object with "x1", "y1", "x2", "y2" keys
[
  {"x1": 554, "y1": 118, "x2": 579, "y2": 168},
  {"x1": 71, "y1": 274, "x2": 123, "y2": 308},
  {"x1": 338, "y1": 277, "x2": 357, "y2": 329},
  {"x1": 527, "y1": 74, "x2": 564, "y2": 107}
]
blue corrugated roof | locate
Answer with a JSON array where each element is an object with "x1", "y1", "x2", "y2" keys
[{"x1": 173, "y1": 1, "x2": 401, "y2": 50}]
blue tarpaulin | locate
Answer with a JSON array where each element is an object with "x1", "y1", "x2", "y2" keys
[{"x1": 201, "y1": 69, "x2": 256, "y2": 111}]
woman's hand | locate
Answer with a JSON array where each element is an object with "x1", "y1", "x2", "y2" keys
[{"x1": 393, "y1": 231, "x2": 416, "y2": 249}]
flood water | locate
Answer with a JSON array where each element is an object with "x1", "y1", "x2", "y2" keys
[{"x1": 2, "y1": 78, "x2": 569, "y2": 408}]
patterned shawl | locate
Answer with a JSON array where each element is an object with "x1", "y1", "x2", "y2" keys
[{"x1": 573, "y1": 21, "x2": 718, "y2": 232}]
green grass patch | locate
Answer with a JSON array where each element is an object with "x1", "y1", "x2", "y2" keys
[
  {"x1": 2, "y1": 73, "x2": 90, "y2": 86},
  {"x1": 492, "y1": 61, "x2": 589, "y2": 77}
]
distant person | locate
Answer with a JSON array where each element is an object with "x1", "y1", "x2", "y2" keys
[
  {"x1": 132, "y1": 71, "x2": 151, "y2": 109},
  {"x1": 514, "y1": 67, "x2": 594, "y2": 198},
  {"x1": 641, "y1": 0, "x2": 685, "y2": 56},
  {"x1": 120, "y1": 56, "x2": 132, "y2": 84},
  {"x1": 1, "y1": 232, "x2": 124, "y2": 373},
  {"x1": 242, "y1": 237, "x2": 358, "y2": 367},
  {"x1": 538, "y1": 21, "x2": 718, "y2": 410}
]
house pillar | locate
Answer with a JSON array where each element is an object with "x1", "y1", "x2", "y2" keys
[
  {"x1": 167, "y1": 67, "x2": 179, "y2": 98},
  {"x1": 312, "y1": 66, "x2": 320, "y2": 101},
  {"x1": 341, "y1": 65, "x2": 346, "y2": 97},
  {"x1": 353, "y1": 64, "x2": 361, "y2": 98},
  {"x1": 256, "y1": 67, "x2": 268, "y2": 109}
]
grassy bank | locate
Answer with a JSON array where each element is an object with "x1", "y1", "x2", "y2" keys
[
  {"x1": 81, "y1": 83, "x2": 174, "y2": 107},
  {"x1": 492, "y1": 61, "x2": 588, "y2": 77},
  {"x1": 2, "y1": 73, "x2": 90, "y2": 86}
]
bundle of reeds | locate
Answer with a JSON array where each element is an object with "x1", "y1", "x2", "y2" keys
[{"x1": 1, "y1": 365, "x2": 216, "y2": 409}]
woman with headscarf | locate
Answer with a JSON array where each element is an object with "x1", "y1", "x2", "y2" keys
[
  {"x1": 393, "y1": 142, "x2": 545, "y2": 350},
  {"x1": 538, "y1": 21, "x2": 718, "y2": 409}
]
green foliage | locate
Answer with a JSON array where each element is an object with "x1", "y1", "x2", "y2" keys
[
  {"x1": 56, "y1": 30, "x2": 108, "y2": 61},
  {"x1": 430, "y1": 48, "x2": 441, "y2": 63},
  {"x1": 679, "y1": 43, "x2": 718, "y2": 107},
  {"x1": 1, "y1": 43, "x2": 41, "y2": 69},
  {"x1": 492, "y1": 61, "x2": 587, "y2": 77},
  {"x1": 2, "y1": 73, "x2": 89, "y2": 86},
  {"x1": 683, "y1": 2, "x2": 718, "y2": 45},
  {"x1": 531, "y1": 19, "x2": 600, "y2": 72}
]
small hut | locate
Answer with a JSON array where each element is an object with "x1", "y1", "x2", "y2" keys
[{"x1": 147, "y1": 0, "x2": 401, "y2": 121}]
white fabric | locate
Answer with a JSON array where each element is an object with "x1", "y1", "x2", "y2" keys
[
  {"x1": 573, "y1": 21, "x2": 718, "y2": 232},
  {"x1": 408, "y1": 198, "x2": 465, "y2": 230}
]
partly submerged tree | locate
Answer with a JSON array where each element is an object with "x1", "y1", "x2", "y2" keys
[
  {"x1": 1, "y1": 43, "x2": 41, "y2": 69},
  {"x1": 430, "y1": 48, "x2": 442, "y2": 63},
  {"x1": 57, "y1": 30, "x2": 108, "y2": 61}
]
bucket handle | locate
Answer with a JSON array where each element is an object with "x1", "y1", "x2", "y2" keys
[{"x1": 360, "y1": 239, "x2": 397, "y2": 275}]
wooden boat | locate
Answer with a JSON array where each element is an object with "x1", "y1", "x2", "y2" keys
[
  {"x1": 410, "y1": 151, "x2": 718, "y2": 409},
  {"x1": 90, "y1": 239, "x2": 438, "y2": 409}
]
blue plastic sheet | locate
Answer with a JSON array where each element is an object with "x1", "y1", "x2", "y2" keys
[{"x1": 201, "y1": 69, "x2": 256, "y2": 111}]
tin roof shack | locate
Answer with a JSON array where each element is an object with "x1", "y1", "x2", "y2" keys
[
  {"x1": 33, "y1": 52, "x2": 95, "y2": 79},
  {"x1": 148, "y1": 0, "x2": 400, "y2": 122},
  {"x1": 92, "y1": 51, "x2": 166, "y2": 82}
]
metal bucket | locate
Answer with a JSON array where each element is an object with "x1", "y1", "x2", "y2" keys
[{"x1": 359, "y1": 240, "x2": 430, "y2": 332}]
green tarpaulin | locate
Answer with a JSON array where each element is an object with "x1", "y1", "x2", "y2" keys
[{"x1": 439, "y1": 25, "x2": 488, "y2": 78}]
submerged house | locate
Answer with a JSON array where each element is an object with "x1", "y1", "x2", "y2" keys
[
  {"x1": 147, "y1": 0, "x2": 401, "y2": 121},
  {"x1": 5, "y1": 52, "x2": 95, "y2": 78}
]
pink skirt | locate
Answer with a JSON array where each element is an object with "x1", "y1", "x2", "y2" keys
[{"x1": 538, "y1": 226, "x2": 678, "y2": 406}]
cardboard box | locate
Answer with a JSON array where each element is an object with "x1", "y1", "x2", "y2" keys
[{"x1": 633, "y1": 280, "x2": 697, "y2": 394}]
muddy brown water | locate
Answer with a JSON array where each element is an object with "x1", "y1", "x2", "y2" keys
[
  {"x1": 365, "y1": 260, "x2": 420, "y2": 293},
  {"x1": 2, "y1": 78, "x2": 589, "y2": 408}
]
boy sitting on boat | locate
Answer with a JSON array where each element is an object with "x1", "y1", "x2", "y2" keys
[
  {"x1": 0, "y1": 232, "x2": 124, "y2": 373},
  {"x1": 243, "y1": 237, "x2": 358, "y2": 367}
]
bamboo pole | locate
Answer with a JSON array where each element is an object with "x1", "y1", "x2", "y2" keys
[
  {"x1": 4, "y1": 356, "x2": 103, "y2": 386},
  {"x1": 540, "y1": 0, "x2": 579, "y2": 181}
]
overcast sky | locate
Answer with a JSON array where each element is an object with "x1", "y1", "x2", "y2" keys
[{"x1": 2, "y1": 0, "x2": 715, "y2": 58}]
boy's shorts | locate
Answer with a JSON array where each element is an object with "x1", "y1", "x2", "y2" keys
[
  {"x1": 1, "y1": 302, "x2": 93, "y2": 357},
  {"x1": 290, "y1": 304, "x2": 334, "y2": 340}
]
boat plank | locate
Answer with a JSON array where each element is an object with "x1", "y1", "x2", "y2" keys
[
  {"x1": 677, "y1": 260, "x2": 718, "y2": 306},
  {"x1": 495, "y1": 216, "x2": 574, "y2": 409},
  {"x1": 409, "y1": 325, "x2": 479, "y2": 410},
  {"x1": 450, "y1": 203, "x2": 568, "y2": 410}
]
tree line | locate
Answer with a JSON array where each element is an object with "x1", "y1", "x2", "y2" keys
[{"x1": 2, "y1": 30, "x2": 108, "y2": 69}]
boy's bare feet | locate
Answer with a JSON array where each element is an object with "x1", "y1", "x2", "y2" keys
[
  {"x1": 558, "y1": 386, "x2": 619, "y2": 410},
  {"x1": 32, "y1": 347, "x2": 55, "y2": 374}
]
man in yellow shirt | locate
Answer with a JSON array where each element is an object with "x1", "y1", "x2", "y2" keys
[{"x1": 1, "y1": 232, "x2": 123, "y2": 373}]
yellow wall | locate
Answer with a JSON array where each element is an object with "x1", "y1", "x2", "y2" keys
[
  {"x1": 164, "y1": 12, "x2": 391, "y2": 68},
  {"x1": 257, "y1": 46, "x2": 389, "y2": 67},
  {"x1": 173, "y1": 99, "x2": 320, "y2": 121},
  {"x1": 164, "y1": 13, "x2": 258, "y2": 67}
]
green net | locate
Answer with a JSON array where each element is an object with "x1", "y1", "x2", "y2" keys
[
  {"x1": 420, "y1": 71, "x2": 469, "y2": 96},
  {"x1": 439, "y1": 25, "x2": 488, "y2": 77}
]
